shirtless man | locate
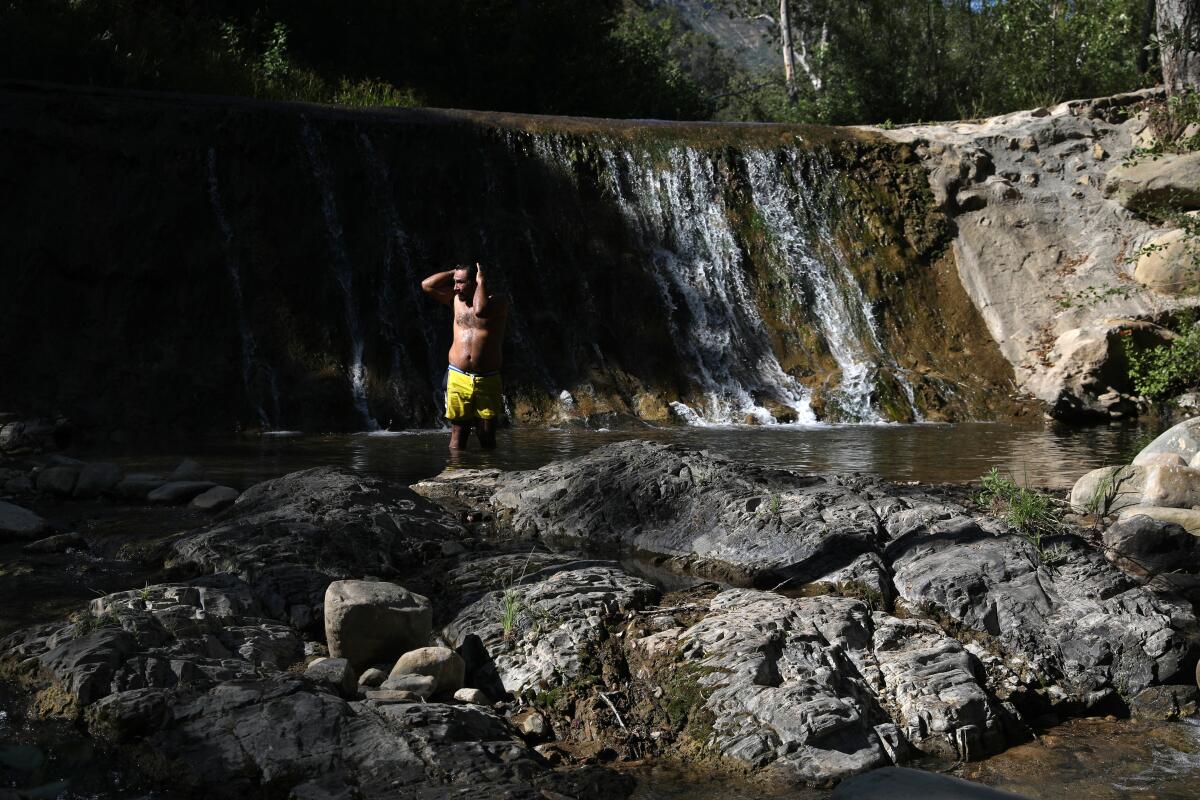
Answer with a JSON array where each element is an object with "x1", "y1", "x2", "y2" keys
[{"x1": 421, "y1": 263, "x2": 509, "y2": 450}]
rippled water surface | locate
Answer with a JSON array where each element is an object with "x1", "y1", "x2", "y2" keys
[{"x1": 89, "y1": 420, "x2": 1163, "y2": 491}]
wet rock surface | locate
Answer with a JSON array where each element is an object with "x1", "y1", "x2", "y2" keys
[
  {"x1": 420, "y1": 441, "x2": 1200, "y2": 788},
  {"x1": 425, "y1": 440, "x2": 883, "y2": 586},
  {"x1": 169, "y1": 467, "x2": 466, "y2": 630},
  {"x1": 4, "y1": 444, "x2": 1200, "y2": 797}
]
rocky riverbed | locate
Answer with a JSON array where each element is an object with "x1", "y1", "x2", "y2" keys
[{"x1": 2, "y1": 432, "x2": 1200, "y2": 798}]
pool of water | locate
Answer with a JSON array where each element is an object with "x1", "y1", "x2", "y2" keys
[{"x1": 85, "y1": 420, "x2": 1162, "y2": 492}]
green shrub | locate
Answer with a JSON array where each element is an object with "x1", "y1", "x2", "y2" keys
[{"x1": 1123, "y1": 317, "x2": 1200, "y2": 400}]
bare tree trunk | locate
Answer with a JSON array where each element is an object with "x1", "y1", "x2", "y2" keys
[
  {"x1": 1158, "y1": 0, "x2": 1200, "y2": 94},
  {"x1": 780, "y1": 0, "x2": 798, "y2": 103}
]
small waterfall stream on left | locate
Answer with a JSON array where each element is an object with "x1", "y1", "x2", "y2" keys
[
  {"x1": 300, "y1": 119, "x2": 378, "y2": 431},
  {"x1": 205, "y1": 147, "x2": 272, "y2": 428}
]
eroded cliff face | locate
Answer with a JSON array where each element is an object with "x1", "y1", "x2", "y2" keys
[
  {"x1": 877, "y1": 89, "x2": 1200, "y2": 421},
  {"x1": 0, "y1": 82, "x2": 1026, "y2": 436}
]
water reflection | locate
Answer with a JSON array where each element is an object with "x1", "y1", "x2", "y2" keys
[{"x1": 89, "y1": 420, "x2": 1162, "y2": 491}]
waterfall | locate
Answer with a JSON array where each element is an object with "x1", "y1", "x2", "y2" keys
[
  {"x1": 516, "y1": 135, "x2": 920, "y2": 425},
  {"x1": 205, "y1": 147, "x2": 270, "y2": 428},
  {"x1": 299, "y1": 119, "x2": 378, "y2": 431},
  {"x1": 598, "y1": 144, "x2": 816, "y2": 425},
  {"x1": 745, "y1": 149, "x2": 886, "y2": 422},
  {"x1": 357, "y1": 132, "x2": 447, "y2": 425}
]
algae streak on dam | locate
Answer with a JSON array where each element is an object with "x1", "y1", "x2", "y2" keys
[{"x1": 0, "y1": 82, "x2": 1024, "y2": 436}]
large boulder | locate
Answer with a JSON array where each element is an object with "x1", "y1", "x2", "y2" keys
[
  {"x1": 1103, "y1": 151, "x2": 1200, "y2": 211},
  {"x1": 1, "y1": 575, "x2": 304, "y2": 713},
  {"x1": 1103, "y1": 515, "x2": 1200, "y2": 593},
  {"x1": 432, "y1": 440, "x2": 884, "y2": 586},
  {"x1": 1134, "y1": 417, "x2": 1200, "y2": 465},
  {"x1": 1140, "y1": 463, "x2": 1200, "y2": 509},
  {"x1": 81, "y1": 675, "x2": 629, "y2": 799},
  {"x1": 323, "y1": 580, "x2": 432, "y2": 672},
  {"x1": 1133, "y1": 223, "x2": 1200, "y2": 295},
  {"x1": 0, "y1": 501, "x2": 47, "y2": 539}
]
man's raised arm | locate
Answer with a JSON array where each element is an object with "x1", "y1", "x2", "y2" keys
[
  {"x1": 421, "y1": 270, "x2": 456, "y2": 306},
  {"x1": 473, "y1": 262, "x2": 508, "y2": 318}
]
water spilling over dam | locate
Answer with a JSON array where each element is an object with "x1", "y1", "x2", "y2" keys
[{"x1": 0, "y1": 84, "x2": 1023, "y2": 435}]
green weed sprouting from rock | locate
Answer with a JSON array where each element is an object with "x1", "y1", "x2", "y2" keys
[
  {"x1": 1083, "y1": 465, "x2": 1129, "y2": 516},
  {"x1": 500, "y1": 588, "x2": 523, "y2": 640},
  {"x1": 975, "y1": 467, "x2": 1067, "y2": 566}
]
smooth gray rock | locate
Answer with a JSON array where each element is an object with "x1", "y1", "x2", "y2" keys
[
  {"x1": 453, "y1": 687, "x2": 490, "y2": 704},
  {"x1": 114, "y1": 474, "x2": 166, "y2": 501},
  {"x1": 380, "y1": 673, "x2": 437, "y2": 698},
  {"x1": 1117, "y1": 504, "x2": 1200, "y2": 534},
  {"x1": 1103, "y1": 515, "x2": 1200, "y2": 593},
  {"x1": 436, "y1": 440, "x2": 884, "y2": 585},
  {"x1": 1140, "y1": 464, "x2": 1200, "y2": 509},
  {"x1": 73, "y1": 462, "x2": 123, "y2": 498},
  {"x1": 1135, "y1": 417, "x2": 1200, "y2": 465},
  {"x1": 324, "y1": 580, "x2": 432, "y2": 673},
  {"x1": 832, "y1": 767, "x2": 1030, "y2": 799},
  {"x1": 363, "y1": 688, "x2": 418, "y2": 704},
  {"x1": 190, "y1": 486, "x2": 239, "y2": 511},
  {"x1": 358, "y1": 668, "x2": 387, "y2": 688},
  {"x1": 36, "y1": 466, "x2": 78, "y2": 495},
  {"x1": 389, "y1": 647, "x2": 465, "y2": 695},
  {"x1": 147, "y1": 481, "x2": 217, "y2": 504},
  {"x1": 445, "y1": 558, "x2": 660, "y2": 696},
  {"x1": 0, "y1": 501, "x2": 47, "y2": 539},
  {"x1": 23, "y1": 531, "x2": 86, "y2": 553},
  {"x1": 1103, "y1": 150, "x2": 1200, "y2": 211},
  {"x1": 304, "y1": 657, "x2": 358, "y2": 697}
]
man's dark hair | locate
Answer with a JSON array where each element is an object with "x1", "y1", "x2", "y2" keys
[{"x1": 453, "y1": 263, "x2": 478, "y2": 281}]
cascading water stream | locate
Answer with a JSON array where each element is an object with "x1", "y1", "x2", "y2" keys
[
  {"x1": 299, "y1": 119, "x2": 378, "y2": 431},
  {"x1": 205, "y1": 147, "x2": 271, "y2": 428},
  {"x1": 745, "y1": 149, "x2": 886, "y2": 422},
  {"x1": 357, "y1": 132, "x2": 446, "y2": 426},
  {"x1": 598, "y1": 144, "x2": 816, "y2": 424}
]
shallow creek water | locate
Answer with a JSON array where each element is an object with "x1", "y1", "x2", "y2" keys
[
  {"x1": 5, "y1": 419, "x2": 1200, "y2": 798},
  {"x1": 89, "y1": 419, "x2": 1159, "y2": 491}
]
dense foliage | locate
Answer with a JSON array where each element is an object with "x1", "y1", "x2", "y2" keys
[{"x1": 0, "y1": 0, "x2": 1165, "y2": 123}]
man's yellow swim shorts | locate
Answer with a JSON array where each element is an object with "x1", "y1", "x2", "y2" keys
[{"x1": 445, "y1": 366, "x2": 504, "y2": 423}]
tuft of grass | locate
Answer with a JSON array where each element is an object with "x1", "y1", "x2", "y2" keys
[
  {"x1": 500, "y1": 588, "x2": 523, "y2": 640},
  {"x1": 976, "y1": 467, "x2": 1067, "y2": 566}
]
